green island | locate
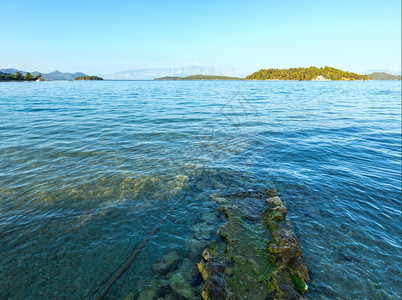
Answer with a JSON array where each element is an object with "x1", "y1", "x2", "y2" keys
[
  {"x1": 367, "y1": 72, "x2": 401, "y2": 80},
  {"x1": 155, "y1": 74, "x2": 243, "y2": 80},
  {"x1": 246, "y1": 66, "x2": 371, "y2": 81},
  {"x1": 0, "y1": 71, "x2": 42, "y2": 81},
  {"x1": 74, "y1": 75, "x2": 103, "y2": 81}
]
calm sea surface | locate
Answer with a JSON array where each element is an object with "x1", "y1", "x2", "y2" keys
[{"x1": 0, "y1": 80, "x2": 401, "y2": 299}]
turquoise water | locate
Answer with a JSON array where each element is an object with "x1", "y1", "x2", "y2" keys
[{"x1": 0, "y1": 80, "x2": 401, "y2": 299}]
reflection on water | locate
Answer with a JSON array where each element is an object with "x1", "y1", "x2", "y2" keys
[{"x1": 0, "y1": 80, "x2": 401, "y2": 299}]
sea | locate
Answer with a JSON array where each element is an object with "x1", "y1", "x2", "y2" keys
[{"x1": 0, "y1": 80, "x2": 401, "y2": 299}]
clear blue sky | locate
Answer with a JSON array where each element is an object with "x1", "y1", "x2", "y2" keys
[{"x1": 1, "y1": 0, "x2": 400, "y2": 74}]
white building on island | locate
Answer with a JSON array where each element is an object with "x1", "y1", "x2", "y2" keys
[{"x1": 312, "y1": 75, "x2": 327, "y2": 81}]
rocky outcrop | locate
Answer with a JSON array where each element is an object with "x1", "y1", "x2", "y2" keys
[
  {"x1": 128, "y1": 188, "x2": 309, "y2": 300},
  {"x1": 197, "y1": 251, "x2": 227, "y2": 300},
  {"x1": 198, "y1": 189, "x2": 309, "y2": 299},
  {"x1": 264, "y1": 191, "x2": 309, "y2": 298}
]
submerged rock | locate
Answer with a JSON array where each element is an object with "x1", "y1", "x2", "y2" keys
[
  {"x1": 124, "y1": 292, "x2": 135, "y2": 300},
  {"x1": 151, "y1": 251, "x2": 181, "y2": 275},
  {"x1": 169, "y1": 273, "x2": 195, "y2": 299},
  {"x1": 193, "y1": 222, "x2": 212, "y2": 240},
  {"x1": 167, "y1": 257, "x2": 200, "y2": 284},
  {"x1": 210, "y1": 195, "x2": 227, "y2": 204},
  {"x1": 185, "y1": 238, "x2": 208, "y2": 252},
  {"x1": 202, "y1": 211, "x2": 219, "y2": 224},
  {"x1": 337, "y1": 248, "x2": 361, "y2": 262},
  {"x1": 136, "y1": 278, "x2": 171, "y2": 299},
  {"x1": 137, "y1": 287, "x2": 158, "y2": 300},
  {"x1": 197, "y1": 189, "x2": 309, "y2": 299},
  {"x1": 185, "y1": 237, "x2": 210, "y2": 261}
]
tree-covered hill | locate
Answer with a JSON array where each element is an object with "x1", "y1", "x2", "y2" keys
[
  {"x1": 74, "y1": 76, "x2": 103, "y2": 81},
  {"x1": 0, "y1": 71, "x2": 42, "y2": 81},
  {"x1": 0, "y1": 68, "x2": 89, "y2": 81},
  {"x1": 367, "y1": 72, "x2": 401, "y2": 80},
  {"x1": 246, "y1": 66, "x2": 371, "y2": 81},
  {"x1": 154, "y1": 76, "x2": 183, "y2": 80},
  {"x1": 155, "y1": 74, "x2": 243, "y2": 80}
]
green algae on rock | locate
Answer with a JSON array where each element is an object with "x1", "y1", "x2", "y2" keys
[{"x1": 197, "y1": 189, "x2": 310, "y2": 299}]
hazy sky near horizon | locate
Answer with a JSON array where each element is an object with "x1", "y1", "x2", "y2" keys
[{"x1": 1, "y1": 0, "x2": 401, "y2": 74}]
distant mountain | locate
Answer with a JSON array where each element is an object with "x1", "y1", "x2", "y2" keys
[
  {"x1": 364, "y1": 69, "x2": 401, "y2": 76},
  {"x1": 102, "y1": 65, "x2": 247, "y2": 80},
  {"x1": 0, "y1": 68, "x2": 23, "y2": 74},
  {"x1": 41, "y1": 70, "x2": 88, "y2": 81},
  {"x1": 367, "y1": 72, "x2": 401, "y2": 80},
  {"x1": 0, "y1": 68, "x2": 88, "y2": 81},
  {"x1": 155, "y1": 74, "x2": 244, "y2": 80}
]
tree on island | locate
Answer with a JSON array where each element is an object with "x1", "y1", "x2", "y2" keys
[
  {"x1": 0, "y1": 71, "x2": 43, "y2": 81},
  {"x1": 74, "y1": 75, "x2": 103, "y2": 81}
]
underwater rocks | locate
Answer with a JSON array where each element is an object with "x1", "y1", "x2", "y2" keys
[
  {"x1": 185, "y1": 238, "x2": 209, "y2": 254},
  {"x1": 197, "y1": 189, "x2": 309, "y2": 299},
  {"x1": 151, "y1": 251, "x2": 181, "y2": 275},
  {"x1": 137, "y1": 286, "x2": 158, "y2": 300},
  {"x1": 202, "y1": 211, "x2": 219, "y2": 224},
  {"x1": 185, "y1": 215, "x2": 218, "y2": 260},
  {"x1": 124, "y1": 292, "x2": 135, "y2": 300},
  {"x1": 336, "y1": 248, "x2": 361, "y2": 263},
  {"x1": 193, "y1": 222, "x2": 213, "y2": 240},
  {"x1": 169, "y1": 273, "x2": 195, "y2": 299},
  {"x1": 138, "y1": 250, "x2": 202, "y2": 299}
]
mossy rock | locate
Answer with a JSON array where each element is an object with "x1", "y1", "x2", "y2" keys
[{"x1": 197, "y1": 189, "x2": 309, "y2": 299}]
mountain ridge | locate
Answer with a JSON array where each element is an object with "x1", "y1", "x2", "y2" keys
[
  {"x1": 0, "y1": 68, "x2": 87, "y2": 81},
  {"x1": 155, "y1": 74, "x2": 243, "y2": 80},
  {"x1": 2, "y1": 67, "x2": 401, "y2": 81},
  {"x1": 101, "y1": 65, "x2": 247, "y2": 80},
  {"x1": 366, "y1": 72, "x2": 401, "y2": 80}
]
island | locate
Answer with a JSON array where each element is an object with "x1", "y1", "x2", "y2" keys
[
  {"x1": 246, "y1": 66, "x2": 371, "y2": 81},
  {"x1": 155, "y1": 74, "x2": 243, "y2": 80},
  {"x1": 367, "y1": 72, "x2": 401, "y2": 80},
  {"x1": 74, "y1": 76, "x2": 103, "y2": 81}
]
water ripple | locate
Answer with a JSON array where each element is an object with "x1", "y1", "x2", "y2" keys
[{"x1": 0, "y1": 80, "x2": 400, "y2": 299}]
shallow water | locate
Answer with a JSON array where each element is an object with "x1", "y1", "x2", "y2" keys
[{"x1": 0, "y1": 80, "x2": 401, "y2": 299}]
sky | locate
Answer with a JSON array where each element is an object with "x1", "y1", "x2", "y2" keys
[{"x1": 0, "y1": 0, "x2": 400, "y2": 75}]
